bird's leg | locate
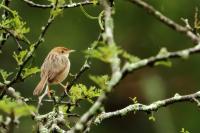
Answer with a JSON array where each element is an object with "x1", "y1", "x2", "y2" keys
[
  {"x1": 47, "y1": 86, "x2": 52, "y2": 98},
  {"x1": 59, "y1": 82, "x2": 66, "y2": 88},
  {"x1": 59, "y1": 82, "x2": 69, "y2": 97}
]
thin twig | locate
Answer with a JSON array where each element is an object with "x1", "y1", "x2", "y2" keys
[
  {"x1": 62, "y1": 1, "x2": 97, "y2": 9},
  {"x1": 23, "y1": 0, "x2": 96, "y2": 9},
  {"x1": 23, "y1": 0, "x2": 52, "y2": 8},
  {"x1": 128, "y1": 0, "x2": 200, "y2": 44},
  {"x1": 37, "y1": 85, "x2": 49, "y2": 112},
  {"x1": 13, "y1": 37, "x2": 23, "y2": 51},
  {"x1": 26, "y1": 98, "x2": 73, "y2": 105}
]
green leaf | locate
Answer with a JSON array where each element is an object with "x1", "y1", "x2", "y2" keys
[
  {"x1": 180, "y1": 128, "x2": 190, "y2": 133},
  {"x1": 154, "y1": 47, "x2": 172, "y2": 67},
  {"x1": 0, "y1": 69, "x2": 13, "y2": 82},
  {"x1": 69, "y1": 84, "x2": 102, "y2": 104},
  {"x1": 15, "y1": 105, "x2": 35, "y2": 117},
  {"x1": 0, "y1": 97, "x2": 36, "y2": 117},
  {"x1": 154, "y1": 60, "x2": 172, "y2": 67},
  {"x1": 129, "y1": 97, "x2": 138, "y2": 104},
  {"x1": 48, "y1": 0, "x2": 65, "y2": 17},
  {"x1": 89, "y1": 75, "x2": 109, "y2": 89},
  {"x1": 0, "y1": 115, "x2": 3, "y2": 123},
  {"x1": 50, "y1": 8, "x2": 63, "y2": 18},
  {"x1": 0, "y1": 9, "x2": 30, "y2": 42},
  {"x1": 22, "y1": 67, "x2": 40, "y2": 79},
  {"x1": 85, "y1": 42, "x2": 122, "y2": 63},
  {"x1": 59, "y1": 105, "x2": 68, "y2": 114},
  {"x1": 121, "y1": 51, "x2": 140, "y2": 63},
  {"x1": 80, "y1": 4, "x2": 98, "y2": 20},
  {"x1": 148, "y1": 115, "x2": 156, "y2": 122},
  {"x1": 194, "y1": 8, "x2": 200, "y2": 30},
  {"x1": 157, "y1": 47, "x2": 169, "y2": 57},
  {"x1": 13, "y1": 50, "x2": 27, "y2": 65},
  {"x1": 92, "y1": 0, "x2": 98, "y2": 5}
]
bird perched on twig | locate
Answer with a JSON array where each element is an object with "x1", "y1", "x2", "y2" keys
[{"x1": 33, "y1": 46, "x2": 75, "y2": 96}]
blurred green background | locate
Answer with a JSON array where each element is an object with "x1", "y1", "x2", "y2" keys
[{"x1": 1, "y1": 0, "x2": 200, "y2": 132}]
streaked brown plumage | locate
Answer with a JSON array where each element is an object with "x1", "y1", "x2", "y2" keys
[{"x1": 33, "y1": 47, "x2": 75, "y2": 96}]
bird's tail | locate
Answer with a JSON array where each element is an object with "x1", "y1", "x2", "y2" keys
[{"x1": 33, "y1": 76, "x2": 48, "y2": 95}]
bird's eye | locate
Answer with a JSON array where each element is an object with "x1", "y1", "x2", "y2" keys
[{"x1": 61, "y1": 50, "x2": 64, "y2": 53}]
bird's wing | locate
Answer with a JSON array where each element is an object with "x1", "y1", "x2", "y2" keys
[
  {"x1": 48, "y1": 63, "x2": 66, "y2": 83},
  {"x1": 41, "y1": 54, "x2": 68, "y2": 83}
]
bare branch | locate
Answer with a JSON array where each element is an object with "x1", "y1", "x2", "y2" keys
[
  {"x1": 37, "y1": 85, "x2": 49, "y2": 112},
  {"x1": 94, "y1": 91, "x2": 200, "y2": 124},
  {"x1": 23, "y1": 0, "x2": 96, "y2": 9},
  {"x1": 121, "y1": 43, "x2": 200, "y2": 78},
  {"x1": 22, "y1": 0, "x2": 52, "y2": 8},
  {"x1": 26, "y1": 98, "x2": 72, "y2": 105},
  {"x1": 4, "y1": 86, "x2": 73, "y2": 106},
  {"x1": 128, "y1": 0, "x2": 200, "y2": 44}
]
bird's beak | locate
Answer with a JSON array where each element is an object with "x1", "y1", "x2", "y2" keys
[{"x1": 69, "y1": 49, "x2": 75, "y2": 53}]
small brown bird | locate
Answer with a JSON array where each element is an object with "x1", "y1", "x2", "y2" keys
[{"x1": 33, "y1": 47, "x2": 75, "y2": 96}]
